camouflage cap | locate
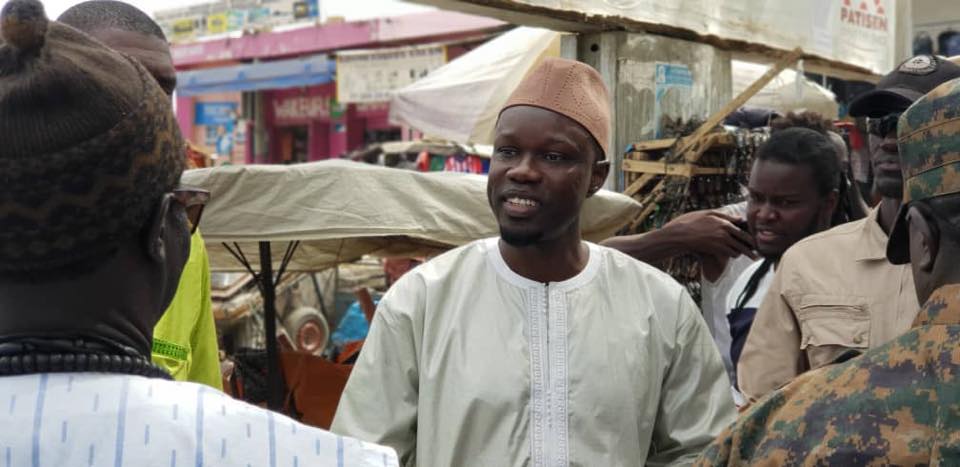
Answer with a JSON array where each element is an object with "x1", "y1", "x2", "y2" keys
[{"x1": 887, "y1": 77, "x2": 960, "y2": 264}]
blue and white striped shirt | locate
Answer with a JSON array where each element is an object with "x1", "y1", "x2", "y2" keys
[{"x1": 0, "y1": 372, "x2": 397, "y2": 467}]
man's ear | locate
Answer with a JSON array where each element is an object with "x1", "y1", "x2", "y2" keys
[
  {"x1": 909, "y1": 205, "x2": 939, "y2": 273},
  {"x1": 588, "y1": 160, "x2": 610, "y2": 197},
  {"x1": 144, "y1": 194, "x2": 174, "y2": 264}
]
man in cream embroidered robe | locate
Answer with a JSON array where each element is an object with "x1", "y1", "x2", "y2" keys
[{"x1": 332, "y1": 239, "x2": 736, "y2": 466}]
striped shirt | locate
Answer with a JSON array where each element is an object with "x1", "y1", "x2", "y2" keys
[{"x1": 0, "y1": 372, "x2": 397, "y2": 467}]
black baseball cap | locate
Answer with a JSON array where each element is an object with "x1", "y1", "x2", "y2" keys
[{"x1": 848, "y1": 55, "x2": 960, "y2": 118}]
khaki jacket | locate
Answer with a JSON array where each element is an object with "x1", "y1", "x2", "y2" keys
[{"x1": 737, "y1": 208, "x2": 919, "y2": 401}]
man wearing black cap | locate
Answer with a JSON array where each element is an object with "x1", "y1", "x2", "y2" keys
[
  {"x1": 737, "y1": 55, "x2": 960, "y2": 402},
  {"x1": 694, "y1": 75, "x2": 960, "y2": 467}
]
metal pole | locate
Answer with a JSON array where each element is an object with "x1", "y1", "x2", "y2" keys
[{"x1": 259, "y1": 241, "x2": 284, "y2": 411}]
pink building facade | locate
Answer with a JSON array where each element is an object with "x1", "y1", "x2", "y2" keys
[{"x1": 172, "y1": 11, "x2": 504, "y2": 164}]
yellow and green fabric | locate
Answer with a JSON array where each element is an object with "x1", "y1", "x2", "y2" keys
[{"x1": 152, "y1": 231, "x2": 223, "y2": 390}]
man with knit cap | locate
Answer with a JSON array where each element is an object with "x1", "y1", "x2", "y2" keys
[
  {"x1": 0, "y1": 1, "x2": 396, "y2": 464},
  {"x1": 333, "y1": 57, "x2": 735, "y2": 466},
  {"x1": 58, "y1": 0, "x2": 223, "y2": 391}
]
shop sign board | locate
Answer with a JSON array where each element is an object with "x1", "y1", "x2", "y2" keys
[
  {"x1": 273, "y1": 95, "x2": 331, "y2": 123},
  {"x1": 206, "y1": 12, "x2": 229, "y2": 35},
  {"x1": 172, "y1": 17, "x2": 197, "y2": 41},
  {"x1": 337, "y1": 44, "x2": 447, "y2": 104},
  {"x1": 195, "y1": 102, "x2": 238, "y2": 126}
]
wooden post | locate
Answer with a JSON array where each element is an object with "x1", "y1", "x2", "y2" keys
[{"x1": 675, "y1": 47, "x2": 803, "y2": 163}]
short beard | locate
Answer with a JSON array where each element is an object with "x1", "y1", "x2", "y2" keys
[
  {"x1": 875, "y1": 177, "x2": 903, "y2": 199},
  {"x1": 762, "y1": 213, "x2": 825, "y2": 264},
  {"x1": 500, "y1": 228, "x2": 543, "y2": 247}
]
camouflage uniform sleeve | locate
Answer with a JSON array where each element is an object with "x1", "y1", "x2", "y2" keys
[{"x1": 698, "y1": 322, "x2": 950, "y2": 466}]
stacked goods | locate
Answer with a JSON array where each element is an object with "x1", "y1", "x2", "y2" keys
[
  {"x1": 618, "y1": 48, "x2": 803, "y2": 302},
  {"x1": 622, "y1": 124, "x2": 769, "y2": 302}
]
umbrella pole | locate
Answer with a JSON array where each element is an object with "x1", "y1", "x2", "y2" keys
[{"x1": 259, "y1": 241, "x2": 284, "y2": 411}]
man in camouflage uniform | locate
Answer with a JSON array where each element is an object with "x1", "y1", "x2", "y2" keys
[{"x1": 694, "y1": 77, "x2": 960, "y2": 466}]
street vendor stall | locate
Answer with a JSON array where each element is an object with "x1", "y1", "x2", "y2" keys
[{"x1": 183, "y1": 159, "x2": 641, "y2": 413}]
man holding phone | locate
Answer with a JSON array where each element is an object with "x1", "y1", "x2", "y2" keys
[
  {"x1": 722, "y1": 128, "x2": 841, "y2": 404},
  {"x1": 604, "y1": 124, "x2": 845, "y2": 401},
  {"x1": 737, "y1": 55, "x2": 960, "y2": 402}
]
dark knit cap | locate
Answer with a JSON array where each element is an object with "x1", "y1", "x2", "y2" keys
[{"x1": 0, "y1": 0, "x2": 184, "y2": 276}]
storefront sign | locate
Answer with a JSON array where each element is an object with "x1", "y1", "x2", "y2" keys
[
  {"x1": 337, "y1": 44, "x2": 447, "y2": 104},
  {"x1": 195, "y1": 102, "x2": 238, "y2": 126},
  {"x1": 274, "y1": 95, "x2": 330, "y2": 122},
  {"x1": 293, "y1": 0, "x2": 319, "y2": 19},
  {"x1": 172, "y1": 18, "x2": 197, "y2": 41},
  {"x1": 206, "y1": 12, "x2": 229, "y2": 35}
]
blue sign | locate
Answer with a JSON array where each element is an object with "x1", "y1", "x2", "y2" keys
[
  {"x1": 194, "y1": 102, "x2": 238, "y2": 126},
  {"x1": 654, "y1": 63, "x2": 694, "y2": 138},
  {"x1": 655, "y1": 63, "x2": 694, "y2": 87}
]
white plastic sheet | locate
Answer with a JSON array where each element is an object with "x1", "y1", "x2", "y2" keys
[{"x1": 733, "y1": 60, "x2": 840, "y2": 119}]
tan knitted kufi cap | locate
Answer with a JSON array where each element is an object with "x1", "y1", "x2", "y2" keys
[{"x1": 500, "y1": 57, "x2": 611, "y2": 158}]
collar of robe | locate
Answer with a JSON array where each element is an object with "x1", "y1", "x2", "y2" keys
[{"x1": 0, "y1": 335, "x2": 171, "y2": 379}]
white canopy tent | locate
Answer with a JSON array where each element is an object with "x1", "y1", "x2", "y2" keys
[
  {"x1": 183, "y1": 159, "x2": 641, "y2": 273},
  {"x1": 732, "y1": 60, "x2": 840, "y2": 119},
  {"x1": 389, "y1": 27, "x2": 561, "y2": 145}
]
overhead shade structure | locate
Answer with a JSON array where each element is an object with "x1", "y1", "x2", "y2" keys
[
  {"x1": 183, "y1": 159, "x2": 640, "y2": 273},
  {"x1": 176, "y1": 54, "x2": 335, "y2": 96},
  {"x1": 732, "y1": 60, "x2": 840, "y2": 119},
  {"x1": 183, "y1": 159, "x2": 639, "y2": 410},
  {"x1": 389, "y1": 27, "x2": 561, "y2": 145}
]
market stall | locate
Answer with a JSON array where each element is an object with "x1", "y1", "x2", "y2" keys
[{"x1": 183, "y1": 159, "x2": 642, "y2": 413}]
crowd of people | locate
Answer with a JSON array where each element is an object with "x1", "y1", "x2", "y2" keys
[{"x1": 3, "y1": 0, "x2": 960, "y2": 465}]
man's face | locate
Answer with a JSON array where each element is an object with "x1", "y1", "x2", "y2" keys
[
  {"x1": 89, "y1": 28, "x2": 177, "y2": 96},
  {"x1": 867, "y1": 111, "x2": 906, "y2": 199},
  {"x1": 747, "y1": 160, "x2": 832, "y2": 259},
  {"x1": 488, "y1": 106, "x2": 607, "y2": 247}
]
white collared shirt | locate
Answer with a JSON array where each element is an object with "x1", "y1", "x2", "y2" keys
[{"x1": 0, "y1": 372, "x2": 396, "y2": 467}]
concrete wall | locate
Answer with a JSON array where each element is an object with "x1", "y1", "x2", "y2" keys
[
  {"x1": 577, "y1": 32, "x2": 732, "y2": 190},
  {"x1": 911, "y1": 0, "x2": 960, "y2": 58}
]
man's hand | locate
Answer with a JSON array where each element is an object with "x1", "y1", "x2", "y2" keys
[
  {"x1": 663, "y1": 210, "x2": 757, "y2": 260},
  {"x1": 601, "y1": 208, "x2": 757, "y2": 277}
]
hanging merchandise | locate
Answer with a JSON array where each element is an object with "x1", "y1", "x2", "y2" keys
[
  {"x1": 444, "y1": 154, "x2": 484, "y2": 174},
  {"x1": 622, "y1": 120, "x2": 770, "y2": 303}
]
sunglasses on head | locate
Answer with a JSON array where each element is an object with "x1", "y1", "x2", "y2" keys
[
  {"x1": 866, "y1": 112, "x2": 902, "y2": 138},
  {"x1": 172, "y1": 187, "x2": 210, "y2": 234}
]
